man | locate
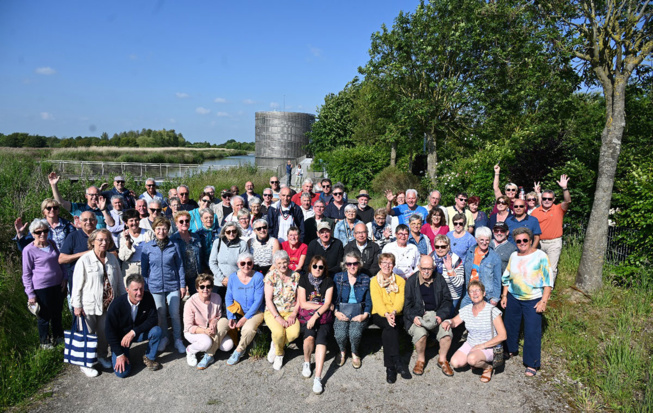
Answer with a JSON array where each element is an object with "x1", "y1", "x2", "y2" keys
[
  {"x1": 404, "y1": 255, "x2": 454, "y2": 377},
  {"x1": 105, "y1": 274, "x2": 162, "y2": 378},
  {"x1": 286, "y1": 160, "x2": 293, "y2": 187},
  {"x1": 531, "y1": 174, "x2": 571, "y2": 283},
  {"x1": 140, "y1": 200, "x2": 163, "y2": 231},
  {"x1": 492, "y1": 164, "x2": 518, "y2": 213},
  {"x1": 382, "y1": 225, "x2": 421, "y2": 279},
  {"x1": 135, "y1": 199, "x2": 149, "y2": 220},
  {"x1": 223, "y1": 196, "x2": 245, "y2": 224},
  {"x1": 423, "y1": 190, "x2": 448, "y2": 222},
  {"x1": 269, "y1": 176, "x2": 282, "y2": 201},
  {"x1": 267, "y1": 187, "x2": 305, "y2": 243},
  {"x1": 240, "y1": 181, "x2": 261, "y2": 209},
  {"x1": 303, "y1": 200, "x2": 335, "y2": 245},
  {"x1": 303, "y1": 222, "x2": 344, "y2": 275},
  {"x1": 107, "y1": 195, "x2": 126, "y2": 245},
  {"x1": 260, "y1": 188, "x2": 275, "y2": 215},
  {"x1": 384, "y1": 189, "x2": 428, "y2": 226},
  {"x1": 318, "y1": 178, "x2": 333, "y2": 205},
  {"x1": 177, "y1": 185, "x2": 199, "y2": 211},
  {"x1": 344, "y1": 223, "x2": 380, "y2": 276},
  {"x1": 291, "y1": 178, "x2": 320, "y2": 206},
  {"x1": 140, "y1": 178, "x2": 165, "y2": 206},
  {"x1": 445, "y1": 192, "x2": 474, "y2": 233},
  {"x1": 354, "y1": 190, "x2": 375, "y2": 224},
  {"x1": 299, "y1": 192, "x2": 315, "y2": 220},
  {"x1": 101, "y1": 176, "x2": 135, "y2": 209},
  {"x1": 324, "y1": 183, "x2": 347, "y2": 221},
  {"x1": 230, "y1": 185, "x2": 239, "y2": 197},
  {"x1": 210, "y1": 189, "x2": 233, "y2": 225},
  {"x1": 505, "y1": 198, "x2": 542, "y2": 248},
  {"x1": 49, "y1": 172, "x2": 114, "y2": 229},
  {"x1": 203, "y1": 185, "x2": 216, "y2": 200},
  {"x1": 489, "y1": 222, "x2": 517, "y2": 274}
]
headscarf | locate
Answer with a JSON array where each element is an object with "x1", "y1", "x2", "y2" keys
[
  {"x1": 371, "y1": 221, "x2": 385, "y2": 240},
  {"x1": 156, "y1": 236, "x2": 169, "y2": 251},
  {"x1": 432, "y1": 250, "x2": 453, "y2": 276},
  {"x1": 308, "y1": 272, "x2": 323, "y2": 295}
]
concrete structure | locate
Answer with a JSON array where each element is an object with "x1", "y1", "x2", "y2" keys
[{"x1": 255, "y1": 111, "x2": 315, "y2": 169}]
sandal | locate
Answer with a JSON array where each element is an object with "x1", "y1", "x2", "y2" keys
[
  {"x1": 352, "y1": 354, "x2": 361, "y2": 369},
  {"x1": 525, "y1": 367, "x2": 537, "y2": 377},
  {"x1": 480, "y1": 366, "x2": 493, "y2": 383}
]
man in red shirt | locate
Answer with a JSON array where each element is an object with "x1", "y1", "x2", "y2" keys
[{"x1": 291, "y1": 178, "x2": 320, "y2": 206}]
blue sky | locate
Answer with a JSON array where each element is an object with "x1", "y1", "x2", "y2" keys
[{"x1": 0, "y1": 1, "x2": 421, "y2": 144}]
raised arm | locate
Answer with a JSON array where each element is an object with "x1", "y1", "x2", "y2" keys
[
  {"x1": 49, "y1": 172, "x2": 71, "y2": 211},
  {"x1": 558, "y1": 175, "x2": 571, "y2": 211},
  {"x1": 384, "y1": 190, "x2": 396, "y2": 216},
  {"x1": 493, "y1": 164, "x2": 503, "y2": 199}
]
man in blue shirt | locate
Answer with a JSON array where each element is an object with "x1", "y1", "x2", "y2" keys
[
  {"x1": 49, "y1": 172, "x2": 115, "y2": 229},
  {"x1": 505, "y1": 199, "x2": 542, "y2": 248},
  {"x1": 384, "y1": 189, "x2": 428, "y2": 226},
  {"x1": 101, "y1": 176, "x2": 136, "y2": 209}
]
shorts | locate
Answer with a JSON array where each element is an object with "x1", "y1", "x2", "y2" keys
[
  {"x1": 407, "y1": 322, "x2": 452, "y2": 345},
  {"x1": 457, "y1": 341, "x2": 494, "y2": 362},
  {"x1": 301, "y1": 321, "x2": 332, "y2": 346}
]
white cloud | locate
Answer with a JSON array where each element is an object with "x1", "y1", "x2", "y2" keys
[
  {"x1": 308, "y1": 45, "x2": 322, "y2": 58},
  {"x1": 35, "y1": 67, "x2": 56, "y2": 75},
  {"x1": 243, "y1": 99, "x2": 255, "y2": 105},
  {"x1": 214, "y1": 97, "x2": 227, "y2": 103},
  {"x1": 216, "y1": 112, "x2": 229, "y2": 117},
  {"x1": 195, "y1": 107, "x2": 211, "y2": 115},
  {"x1": 40, "y1": 112, "x2": 54, "y2": 120},
  {"x1": 176, "y1": 92, "x2": 190, "y2": 98},
  {"x1": 270, "y1": 102, "x2": 280, "y2": 109}
]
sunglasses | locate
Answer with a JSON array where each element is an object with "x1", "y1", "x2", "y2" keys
[
  {"x1": 33, "y1": 229, "x2": 49, "y2": 236},
  {"x1": 44, "y1": 206, "x2": 59, "y2": 211},
  {"x1": 179, "y1": 192, "x2": 189, "y2": 196},
  {"x1": 322, "y1": 184, "x2": 331, "y2": 188},
  {"x1": 149, "y1": 208, "x2": 162, "y2": 212},
  {"x1": 198, "y1": 284, "x2": 213, "y2": 291},
  {"x1": 542, "y1": 197, "x2": 554, "y2": 201},
  {"x1": 201, "y1": 199, "x2": 211, "y2": 203},
  {"x1": 497, "y1": 201, "x2": 507, "y2": 205},
  {"x1": 263, "y1": 193, "x2": 273, "y2": 197},
  {"x1": 269, "y1": 180, "x2": 279, "y2": 184},
  {"x1": 225, "y1": 230, "x2": 238, "y2": 235},
  {"x1": 177, "y1": 219, "x2": 190, "y2": 224},
  {"x1": 505, "y1": 188, "x2": 517, "y2": 192},
  {"x1": 345, "y1": 262, "x2": 360, "y2": 267},
  {"x1": 515, "y1": 239, "x2": 530, "y2": 244},
  {"x1": 239, "y1": 261, "x2": 253, "y2": 267},
  {"x1": 115, "y1": 180, "x2": 125, "y2": 183},
  {"x1": 146, "y1": 184, "x2": 155, "y2": 187},
  {"x1": 255, "y1": 226, "x2": 268, "y2": 231},
  {"x1": 453, "y1": 222, "x2": 464, "y2": 226},
  {"x1": 513, "y1": 205, "x2": 526, "y2": 209},
  {"x1": 312, "y1": 264, "x2": 324, "y2": 270},
  {"x1": 493, "y1": 229, "x2": 506, "y2": 233},
  {"x1": 333, "y1": 192, "x2": 343, "y2": 196},
  {"x1": 458, "y1": 198, "x2": 468, "y2": 202},
  {"x1": 527, "y1": 198, "x2": 537, "y2": 202}
]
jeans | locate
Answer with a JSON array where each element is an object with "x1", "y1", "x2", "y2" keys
[
  {"x1": 111, "y1": 326, "x2": 162, "y2": 378},
  {"x1": 33, "y1": 285, "x2": 64, "y2": 344},
  {"x1": 504, "y1": 293, "x2": 542, "y2": 369},
  {"x1": 152, "y1": 290, "x2": 181, "y2": 341}
]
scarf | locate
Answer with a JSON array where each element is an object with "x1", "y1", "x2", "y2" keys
[
  {"x1": 376, "y1": 271, "x2": 399, "y2": 294},
  {"x1": 156, "y1": 237, "x2": 169, "y2": 251},
  {"x1": 308, "y1": 273, "x2": 323, "y2": 296},
  {"x1": 371, "y1": 221, "x2": 384, "y2": 240},
  {"x1": 432, "y1": 251, "x2": 453, "y2": 275}
]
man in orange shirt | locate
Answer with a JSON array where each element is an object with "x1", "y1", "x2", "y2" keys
[{"x1": 531, "y1": 174, "x2": 571, "y2": 283}]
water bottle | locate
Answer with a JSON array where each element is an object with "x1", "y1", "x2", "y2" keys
[{"x1": 519, "y1": 186, "x2": 525, "y2": 200}]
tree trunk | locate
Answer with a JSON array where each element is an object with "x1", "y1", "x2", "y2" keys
[
  {"x1": 425, "y1": 131, "x2": 437, "y2": 182},
  {"x1": 575, "y1": 75, "x2": 628, "y2": 293},
  {"x1": 390, "y1": 141, "x2": 397, "y2": 167}
]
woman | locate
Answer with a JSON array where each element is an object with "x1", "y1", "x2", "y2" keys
[
  {"x1": 295, "y1": 164, "x2": 303, "y2": 187},
  {"x1": 225, "y1": 252, "x2": 265, "y2": 365},
  {"x1": 281, "y1": 226, "x2": 307, "y2": 272},
  {"x1": 170, "y1": 211, "x2": 203, "y2": 295},
  {"x1": 501, "y1": 227, "x2": 552, "y2": 377},
  {"x1": 71, "y1": 229, "x2": 125, "y2": 377},
  {"x1": 249, "y1": 218, "x2": 280, "y2": 275},
  {"x1": 370, "y1": 253, "x2": 410, "y2": 383},
  {"x1": 367, "y1": 208, "x2": 394, "y2": 249},
  {"x1": 393, "y1": 191, "x2": 406, "y2": 206},
  {"x1": 488, "y1": 195, "x2": 512, "y2": 230},
  {"x1": 297, "y1": 255, "x2": 334, "y2": 394},
  {"x1": 195, "y1": 208, "x2": 221, "y2": 271},
  {"x1": 333, "y1": 251, "x2": 372, "y2": 369},
  {"x1": 421, "y1": 208, "x2": 449, "y2": 251},
  {"x1": 118, "y1": 209, "x2": 154, "y2": 282},
  {"x1": 22, "y1": 218, "x2": 66, "y2": 349},
  {"x1": 236, "y1": 208, "x2": 253, "y2": 242},
  {"x1": 14, "y1": 198, "x2": 75, "y2": 251},
  {"x1": 263, "y1": 251, "x2": 300, "y2": 371},
  {"x1": 447, "y1": 213, "x2": 477, "y2": 259},
  {"x1": 183, "y1": 273, "x2": 231, "y2": 370},
  {"x1": 468, "y1": 196, "x2": 489, "y2": 230},
  {"x1": 165, "y1": 196, "x2": 181, "y2": 219},
  {"x1": 249, "y1": 197, "x2": 265, "y2": 224},
  {"x1": 460, "y1": 227, "x2": 502, "y2": 308},
  {"x1": 442, "y1": 280, "x2": 507, "y2": 383},
  {"x1": 190, "y1": 193, "x2": 214, "y2": 232},
  {"x1": 408, "y1": 214, "x2": 432, "y2": 255},
  {"x1": 431, "y1": 235, "x2": 465, "y2": 313},
  {"x1": 334, "y1": 204, "x2": 362, "y2": 245},
  {"x1": 526, "y1": 191, "x2": 539, "y2": 215},
  {"x1": 141, "y1": 217, "x2": 187, "y2": 354},
  {"x1": 208, "y1": 222, "x2": 249, "y2": 297}
]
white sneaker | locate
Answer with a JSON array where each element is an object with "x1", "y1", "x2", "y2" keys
[
  {"x1": 174, "y1": 339, "x2": 186, "y2": 354},
  {"x1": 267, "y1": 341, "x2": 276, "y2": 363},
  {"x1": 157, "y1": 337, "x2": 169, "y2": 352},
  {"x1": 273, "y1": 355, "x2": 284, "y2": 371},
  {"x1": 80, "y1": 366, "x2": 99, "y2": 378},
  {"x1": 186, "y1": 352, "x2": 198, "y2": 367},
  {"x1": 313, "y1": 377, "x2": 323, "y2": 394},
  {"x1": 302, "y1": 361, "x2": 312, "y2": 378}
]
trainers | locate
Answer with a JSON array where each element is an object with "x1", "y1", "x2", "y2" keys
[
  {"x1": 98, "y1": 357, "x2": 113, "y2": 370},
  {"x1": 142, "y1": 355, "x2": 162, "y2": 371},
  {"x1": 273, "y1": 355, "x2": 284, "y2": 371},
  {"x1": 312, "y1": 377, "x2": 323, "y2": 394},
  {"x1": 267, "y1": 341, "x2": 276, "y2": 363},
  {"x1": 157, "y1": 336, "x2": 169, "y2": 352},
  {"x1": 186, "y1": 352, "x2": 198, "y2": 367},
  {"x1": 40, "y1": 343, "x2": 54, "y2": 350},
  {"x1": 80, "y1": 366, "x2": 99, "y2": 377},
  {"x1": 302, "y1": 361, "x2": 312, "y2": 378},
  {"x1": 197, "y1": 354, "x2": 214, "y2": 370},
  {"x1": 227, "y1": 350, "x2": 242, "y2": 366},
  {"x1": 174, "y1": 339, "x2": 186, "y2": 354}
]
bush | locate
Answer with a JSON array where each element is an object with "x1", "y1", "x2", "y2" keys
[
  {"x1": 315, "y1": 145, "x2": 390, "y2": 190},
  {"x1": 370, "y1": 166, "x2": 422, "y2": 195}
]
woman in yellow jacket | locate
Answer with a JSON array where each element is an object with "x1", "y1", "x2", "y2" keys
[{"x1": 370, "y1": 252, "x2": 411, "y2": 384}]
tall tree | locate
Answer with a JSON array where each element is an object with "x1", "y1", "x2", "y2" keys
[{"x1": 538, "y1": 0, "x2": 652, "y2": 293}]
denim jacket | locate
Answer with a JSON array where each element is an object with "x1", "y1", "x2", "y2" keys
[
  {"x1": 333, "y1": 271, "x2": 372, "y2": 314},
  {"x1": 460, "y1": 247, "x2": 502, "y2": 307}
]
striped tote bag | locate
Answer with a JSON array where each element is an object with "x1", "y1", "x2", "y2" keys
[{"x1": 63, "y1": 315, "x2": 98, "y2": 367}]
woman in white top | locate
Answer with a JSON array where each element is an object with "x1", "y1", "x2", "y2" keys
[{"x1": 118, "y1": 209, "x2": 154, "y2": 282}]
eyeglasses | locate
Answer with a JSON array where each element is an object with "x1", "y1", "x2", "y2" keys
[
  {"x1": 198, "y1": 284, "x2": 213, "y2": 291},
  {"x1": 453, "y1": 222, "x2": 464, "y2": 226},
  {"x1": 86, "y1": 193, "x2": 99, "y2": 197},
  {"x1": 527, "y1": 198, "x2": 537, "y2": 202},
  {"x1": 81, "y1": 218, "x2": 97, "y2": 223},
  {"x1": 345, "y1": 262, "x2": 360, "y2": 267},
  {"x1": 515, "y1": 239, "x2": 530, "y2": 244},
  {"x1": 513, "y1": 205, "x2": 526, "y2": 209},
  {"x1": 333, "y1": 192, "x2": 343, "y2": 196},
  {"x1": 420, "y1": 267, "x2": 434, "y2": 272},
  {"x1": 149, "y1": 208, "x2": 162, "y2": 212},
  {"x1": 33, "y1": 229, "x2": 49, "y2": 236},
  {"x1": 396, "y1": 232, "x2": 409, "y2": 237},
  {"x1": 505, "y1": 188, "x2": 517, "y2": 192},
  {"x1": 225, "y1": 230, "x2": 237, "y2": 235},
  {"x1": 269, "y1": 180, "x2": 279, "y2": 184},
  {"x1": 542, "y1": 197, "x2": 554, "y2": 201},
  {"x1": 434, "y1": 245, "x2": 448, "y2": 250},
  {"x1": 255, "y1": 226, "x2": 268, "y2": 231},
  {"x1": 354, "y1": 231, "x2": 367, "y2": 235},
  {"x1": 497, "y1": 201, "x2": 507, "y2": 205},
  {"x1": 44, "y1": 206, "x2": 59, "y2": 211},
  {"x1": 380, "y1": 261, "x2": 393, "y2": 266},
  {"x1": 177, "y1": 219, "x2": 190, "y2": 224},
  {"x1": 312, "y1": 264, "x2": 324, "y2": 270},
  {"x1": 239, "y1": 261, "x2": 253, "y2": 267}
]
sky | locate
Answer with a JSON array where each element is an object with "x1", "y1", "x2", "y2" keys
[{"x1": 0, "y1": 0, "x2": 422, "y2": 144}]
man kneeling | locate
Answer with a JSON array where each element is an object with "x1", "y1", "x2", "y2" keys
[
  {"x1": 403, "y1": 255, "x2": 454, "y2": 377},
  {"x1": 105, "y1": 274, "x2": 163, "y2": 377}
]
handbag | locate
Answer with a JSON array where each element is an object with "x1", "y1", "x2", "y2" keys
[
  {"x1": 339, "y1": 302, "x2": 362, "y2": 319},
  {"x1": 489, "y1": 307, "x2": 504, "y2": 369},
  {"x1": 298, "y1": 305, "x2": 334, "y2": 325},
  {"x1": 63, "y1": 315, "x2": 98, "y2": 367}
]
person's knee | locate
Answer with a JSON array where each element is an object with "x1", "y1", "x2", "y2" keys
[
  {"x1": 114, "y1": 365, "x2": 131, "y2": 378},
  {"x1": 450, "y1": 355, "x2": 465, "y2": 369},
  {"x1": 467, "y1": 352, "x2": 482, "y2": 366},
  {"x1": 149, "y1": 326, "x2": 162, "y2": 340}
]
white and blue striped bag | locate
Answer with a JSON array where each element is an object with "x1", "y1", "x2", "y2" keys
[{"x1": 63, "y1": 315, "x2": 97, "y2": 367}]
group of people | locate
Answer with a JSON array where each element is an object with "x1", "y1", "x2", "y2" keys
[{"x1": 18, "y1": 163, "x2": 570, "y2": 393}]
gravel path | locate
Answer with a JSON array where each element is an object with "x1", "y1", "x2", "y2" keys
[{"x1": 21, "y1": 329, "x2": 571, "y2": 413}]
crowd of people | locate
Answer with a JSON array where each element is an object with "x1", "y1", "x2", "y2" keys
[{"x1": 17, "y1": 164, "x2": 570, "y2": 393}]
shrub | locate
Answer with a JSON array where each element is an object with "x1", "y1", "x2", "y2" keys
[
  {"x1": 370, "y1": 166, "x2": 421, "y2": 196},
  {"x1": 314, "y1": 145, "x2": 390, "y2": 190}
]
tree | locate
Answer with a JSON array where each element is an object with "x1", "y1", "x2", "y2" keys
[{"x1": 538, "y1": 0, "x2": 653, "y2": 293}]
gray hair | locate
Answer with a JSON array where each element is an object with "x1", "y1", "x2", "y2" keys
[
  {"x1": 177, "y1": 184, "x2": 189, "y2": 192},
  {"x1": 344, "y1": 204, "x2": 357, "y2": 213},
  {"x1": 29, "y1": 218, "x2": 49, "y2": 235},
  {"x1": 199, "y1": 208, "x2": 213, "y2": 218},
  {"x1": 475, "y1": 226, "x2": 492, "y2": 240},
  {"x1": 542, "y1": 189, "x2": 556, "y2": 197},
  {"x1": 86, "y1": 185, "x2": 100, "y2": 193},
  {"x1": 340, "y1": 250, "x2": 362, "y2": 272},
  {"x1": 110, "y1": 195, "x2": 125, "y2": 205},
  {"x1": 220, "y1": 222, "x2": 242, "y2": 238},
  {"x1": 236, "y1": 208, "x2": 251, "y2": 219},
  {"x1": 148, "y1": 200, "x2": 162, "y2": 208},
  {"x1": 231, "y1": 195, "x2": 245, "y2": 206},
  {"x1": 168, "y1": 196, "x2": 181, "y2": 206},
  {"x1": 237, "y1": 251, "x2": 254, "y2": 263},
  {"x1": 273, "y1": 250, "x2": 289, "y2": 263},
  {"x1": 302, "y1": 178, "x2": 314, "y2": 186},
  {"x1": 203, "y1": 185, "x2": 215, "y2": 192},
  {"x1": 253, "y1": 218, "x2": 268, "y2": 228},
  {"x1": 249, "y1": 197, "x2": 261, "y2": 206},
  {"x1": 430, "y1": 190, "x2": 441, "y2": 198},
  {"x1": 146, "y1": 178, "x2": 156, "y2": 185},
  {"x1": 313, "y1": 199, "x2": 325, "y2": 208},
  {"x1": 408, "y1": 214, "x2": 423, "y2": 224},
  {"x1": 301, "y1": 192, "x2": 312, "y2": 200},
  {"x1": 406, "y1": 189, "x2": 418, "y2": 198},
  {"x1": 262, "y1": 188, "x2": 273, "y2": 196}
]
